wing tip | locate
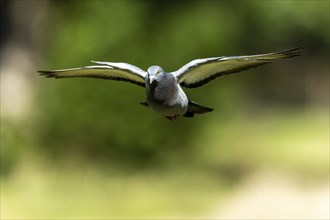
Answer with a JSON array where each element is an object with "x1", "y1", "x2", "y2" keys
[
  {"x1": 275, "y1": 46, "x2": 304, "y2": 58},
  {"x1": 38, "y1": 70, "x2": 58, "y2": 78}
]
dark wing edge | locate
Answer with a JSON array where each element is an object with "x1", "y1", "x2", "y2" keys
[{"x1": 178, "y1": 47, "x2": 303, "y2": 88}]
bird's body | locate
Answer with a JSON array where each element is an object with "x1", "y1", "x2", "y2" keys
[
  {"x1": 39, "y1": 47, "x2": 302, "y2": 120},
  {"x1": 145, "y1": 66, "x2": 189, "y2": 118}
]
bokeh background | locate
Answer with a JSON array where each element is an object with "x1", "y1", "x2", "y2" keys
[{"x1": 1, "y1": 0, "x2": 329, "y2": 219}]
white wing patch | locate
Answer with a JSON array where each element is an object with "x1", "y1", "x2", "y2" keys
[{"x1": 39, "y1": 62, "x2": 147, "y2": 87}]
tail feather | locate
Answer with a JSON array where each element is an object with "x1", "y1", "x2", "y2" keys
[{"x1": 184, "y1": 101, "x2": 213, "y2": 117}]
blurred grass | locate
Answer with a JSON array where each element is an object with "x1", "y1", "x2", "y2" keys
[
  {"x1": 195, "y1": 107, "x2": 329, "y2": 180},
  {"x1": 1, "y1": 159, "x2": 225, "y2": 219},
  {"x1": 1, "y1": 108, "x2": 328, "y2": 219}
]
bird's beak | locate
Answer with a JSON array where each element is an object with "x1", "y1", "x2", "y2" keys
[
  {"x1": 149, "y1": 75, "x2": 156, "y2": 84},
  {"x1": 147, "y1": 70, "x2": 161, "y2": 84}
]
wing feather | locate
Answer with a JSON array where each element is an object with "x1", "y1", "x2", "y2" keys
[
  {"x1": 38, "y1": 62, "x2": 147, "y2": 87},
  {"x1": 174, "y1": 47, "x2": 303, "y2": 88}
]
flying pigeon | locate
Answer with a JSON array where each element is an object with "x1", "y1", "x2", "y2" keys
[{"x1": 39, "y1": 47, "x2": 302, "y2": 120}]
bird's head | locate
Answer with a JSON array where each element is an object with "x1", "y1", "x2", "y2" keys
[{"x1": 147, "y1": 65, "x2": 164, "y2": 84}]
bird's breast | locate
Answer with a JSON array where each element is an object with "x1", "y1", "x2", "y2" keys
[
  {"x1": 146, "y1": 80, "x2": 188, "y2": 116},
  {"x1": 146, "y1": 78, "x2": 177, "y2": 102}
]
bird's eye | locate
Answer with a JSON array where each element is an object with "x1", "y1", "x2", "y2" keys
[{"x1": 156, "y1": 70, "x2": 160, "y2": 74}]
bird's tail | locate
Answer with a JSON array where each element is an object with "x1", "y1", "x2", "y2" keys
[{"x1": 184, "y1": 101, "x2": 213, "y2": 117}]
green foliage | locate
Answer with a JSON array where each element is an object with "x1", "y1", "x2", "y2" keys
[{"x1": 3, "y1": 0, "x2": 329, "y2": 172}]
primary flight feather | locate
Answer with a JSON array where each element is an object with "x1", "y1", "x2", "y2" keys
[{"x1": 39, "y1": 47, "x2": 302, "y2": 120}]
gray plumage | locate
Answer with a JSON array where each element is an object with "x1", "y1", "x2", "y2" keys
[{"x1": 39, "y1": 47, "x2": 302, "y2": 120}]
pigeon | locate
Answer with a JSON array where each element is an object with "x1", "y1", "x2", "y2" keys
[{"x1": 39, "y1": 47, "x2": 302, "y2": 120}]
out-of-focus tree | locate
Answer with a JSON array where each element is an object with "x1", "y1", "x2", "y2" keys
[{"x1": 1, "y1": 0, "x2": 329, "y2": 174}]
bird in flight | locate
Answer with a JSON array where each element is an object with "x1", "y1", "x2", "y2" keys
[{"x1": 39, "y1": 47, "x2": 302, "y2": 120}]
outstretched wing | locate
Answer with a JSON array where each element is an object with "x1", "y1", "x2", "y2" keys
[
  {"x1": 174, "y1": 47, "x2": 302, "y2": 88},
  {"x1": 39, "y1": 61, "x2": 147, "y2": 87}
]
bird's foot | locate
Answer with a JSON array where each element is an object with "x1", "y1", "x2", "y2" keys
[{"x1": 165, "y1": 116, "x2": 177, "y2": 121}]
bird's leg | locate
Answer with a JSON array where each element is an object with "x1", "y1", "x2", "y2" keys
[
  {"x1": 140, "y1": 101, "x2": 149, "y2": 107},
  {"x1": 165, "y1": 116, "x2": 177, "y2": 121}
]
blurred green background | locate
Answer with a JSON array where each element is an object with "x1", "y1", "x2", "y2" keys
[{"x1": 1, "y1": 0, "x2": 329, "y2": 219}]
